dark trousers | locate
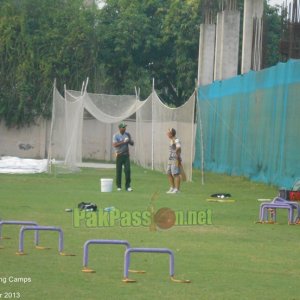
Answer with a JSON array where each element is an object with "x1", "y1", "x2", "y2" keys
[{"x1": 116, "y1": 154, "x2": 131, "y2": 189}]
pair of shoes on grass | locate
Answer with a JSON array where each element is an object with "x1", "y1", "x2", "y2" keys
[
  {"x1": 166, "y1": 187, "x2": 180, "y2": 194},
  {"x1": 117, "y1": 187, "x2": 133, "y2": 192}
]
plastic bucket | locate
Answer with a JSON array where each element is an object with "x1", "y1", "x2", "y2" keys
[{"x1": 100, "y1": 178, "x2": 113, "y2": 192}]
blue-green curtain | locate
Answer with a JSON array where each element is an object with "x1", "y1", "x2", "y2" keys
[{"x1": 195, "y1": 59, "x2": 300, "y2": 188}]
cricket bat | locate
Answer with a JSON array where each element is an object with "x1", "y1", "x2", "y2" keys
[{"x1": 179, "y1": 164, "x2": 187, "y2": 182}]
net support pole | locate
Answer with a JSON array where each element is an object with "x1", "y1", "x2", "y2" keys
[
  {"x1": 63, "y1": 84, "x2": 68, "y2": 166},
  {"x1": 84, "y1": 77, "x2": 89, "y2": 95},
  {"x1": 134, "y1": 86, "x2": 139, "y2": 162},
  {"x1": 151, "y1": 78, "x2": 155, "y2": 170},
  {"x1": 47, "y1": 79, "x2": 57, "y2": 173},
  {"x1": 190, "y1": 90, "x2": 196, "y2": 182},
  {"x1": 197, "y1": 89, "x2": 205, "y2": 185},
  {"x1": 80, "y1": 80, "x2": 85, "y2": 96}
]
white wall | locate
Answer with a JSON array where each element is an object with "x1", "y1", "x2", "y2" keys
[
  {"x1": 0, "y1": 119, "x2": 49, "y2": 159},
  {"x1": 81, "y1": 119, "x2": 137, "y2": 162},
  {"x1": 0, "y1": 118, "x2": 137, "y2": 162}
]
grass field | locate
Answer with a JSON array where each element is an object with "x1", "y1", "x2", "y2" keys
[{"x1": 0, "y1": 165, "x2": 299, "y2": 300}]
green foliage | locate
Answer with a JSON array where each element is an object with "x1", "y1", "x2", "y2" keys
[
  {"x1": 156, "y1": 0, "x2": 201, "y2": 105},
  {"x1": 0, "y1": 0, "x2": 202, "y2": 126},
  {"x1": 263, "y1": 2, "x2": 282, "y2": 68},
  {"x1": 0, "y1": 0, "x2": 282, "y2": 127},
  {"x1": 0, "y1": 0, "x2": 98, "y2": 127}
]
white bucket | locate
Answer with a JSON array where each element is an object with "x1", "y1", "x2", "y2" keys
[{"x1": 100, "y1": 178, "x2": 113, "y2": 192}]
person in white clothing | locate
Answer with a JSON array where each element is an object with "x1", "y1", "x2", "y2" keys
[{"x1": 166, "y1": 128, "x2": 181, "y2": 194}]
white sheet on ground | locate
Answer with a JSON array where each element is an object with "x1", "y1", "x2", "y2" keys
[{"x1": 0, "y1": 156, "x2": 48, "y2": 174}]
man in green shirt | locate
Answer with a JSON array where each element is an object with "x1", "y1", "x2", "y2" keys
[{"x1": 112, "y1": 122, "x2": 134, "y2": 192}]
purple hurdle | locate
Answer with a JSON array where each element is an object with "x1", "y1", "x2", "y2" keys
[
  {"x1": 0, "y1": 220, "x2": 40, "y2": 249},
  {"x1": 16, "y1": 226, "x2": 74, "y2": 256},
  {"x1": 258, "y1": 197, "x2": 300, "y2": 224},
  {"x1": 123, "y1": 247, "x2": 191, "y2": 283},
  {"x1": 82, "y1": 239, "x2": 144, "y2": 274}
]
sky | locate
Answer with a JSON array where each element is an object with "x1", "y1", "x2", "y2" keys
[
  {"x1": 95, "y1": 0, "x2": 289, "y2": 9},
  {"x1": 267, "y1": 0, "x2": 287, "y2": 6},
  {"x1": 95, "y1": 0, "x2": 290, "y2": 10}
]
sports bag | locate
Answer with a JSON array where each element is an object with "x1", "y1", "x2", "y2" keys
[{"x1": 78, "y1": 202, "x2": 98, "y2": 211}]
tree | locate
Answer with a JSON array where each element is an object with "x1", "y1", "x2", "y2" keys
[
  {"x1": 154, "y1": 0, "x2": 201, "y2": 105},
  {"x1": 0, "y1": 0, "x2": 283, "y2": 127},
  {"x1": 262, "y1": 2, "x2": 282, "y2": 68},
  {"x1": 0, "y1": 0, "x2": 98, "y2": 127}
]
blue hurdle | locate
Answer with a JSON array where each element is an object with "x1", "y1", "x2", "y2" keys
[
  {"x1": 82, "y1": 239, "x2": 131, "y2": 273},
  {"x1": 258, "y1": 197, "x2": 300, "y2": 224},
  {"x1": 123, "y1": 247, "x2": 191, "y2": 283},
  {"x1": 16, "y1": 226, "x2": 75, "y2": 256},
  {"x1": 0, "y1": 220, "x2": 39, "y2": 246}
]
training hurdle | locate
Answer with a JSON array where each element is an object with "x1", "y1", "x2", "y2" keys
[
  {"x1": 0, "y1": 220, "x2": 39, "y2": 243},
  {"x1": 123, "y1": 247, "x2": 191, "y2": 283},
  {"x1": 82, "y1": 239, "x2": 144, "y2": 274},
  {"x1": 258, "y1": 197, "x2": 300, "y2": 224},
  {"x1": 16, "y1": 226, "x2": 74, "y2": 256}
]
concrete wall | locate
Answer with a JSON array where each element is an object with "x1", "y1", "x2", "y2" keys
[
  {"x1": 81, "y1": 119, "x2": 137, "y2": 162},
  {"x1": 0, "y1": 118, "x2": 136, "y2": 162},
  {"x1": 82, "y1": 120, "x2": 116, "y2": 162},
  {"x1": 198, "y1": 24, "x2": 216, "y2": 86},
  {"x1": 241, "y1": 0, "x2": 264, "y2": 74},
  {"x1": 0, "y1": 119, "x2": 49, "y2": 159},
  {"x1": 214, "y1": 12, "x2": 224, "y2": 82},
  {"x1": 214, "y1": 10, "x2": 240, "y2": 81}
]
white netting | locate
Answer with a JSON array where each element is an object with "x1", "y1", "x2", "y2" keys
[
  {"x1": 64, "y1": 90, "x2": 84, "y2": 166},
  {"x1": 49, "y1": 82, "x2": 195, "y2": 181},
  {"x1": 135, "y1": 91, "x2": 195, "y2": 181}
]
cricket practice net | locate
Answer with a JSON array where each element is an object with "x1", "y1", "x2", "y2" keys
[{"x1": 49, "y1": 82, "x2": 195, "y2": 181}]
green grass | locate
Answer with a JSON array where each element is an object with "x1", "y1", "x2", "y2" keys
[{"x1": 0, "y1": 165, "x2": 299, "y2": 300}]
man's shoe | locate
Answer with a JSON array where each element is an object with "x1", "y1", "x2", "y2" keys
[
  {"x1": 126, "y1": 187, "x2": 133, "y2": 192},
  {"x1": 117, "y1": 188, "x2": 122, "y2": 191},
  {"x1": 170, "y1": 188, "x2": 179, "y2": 194}
]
